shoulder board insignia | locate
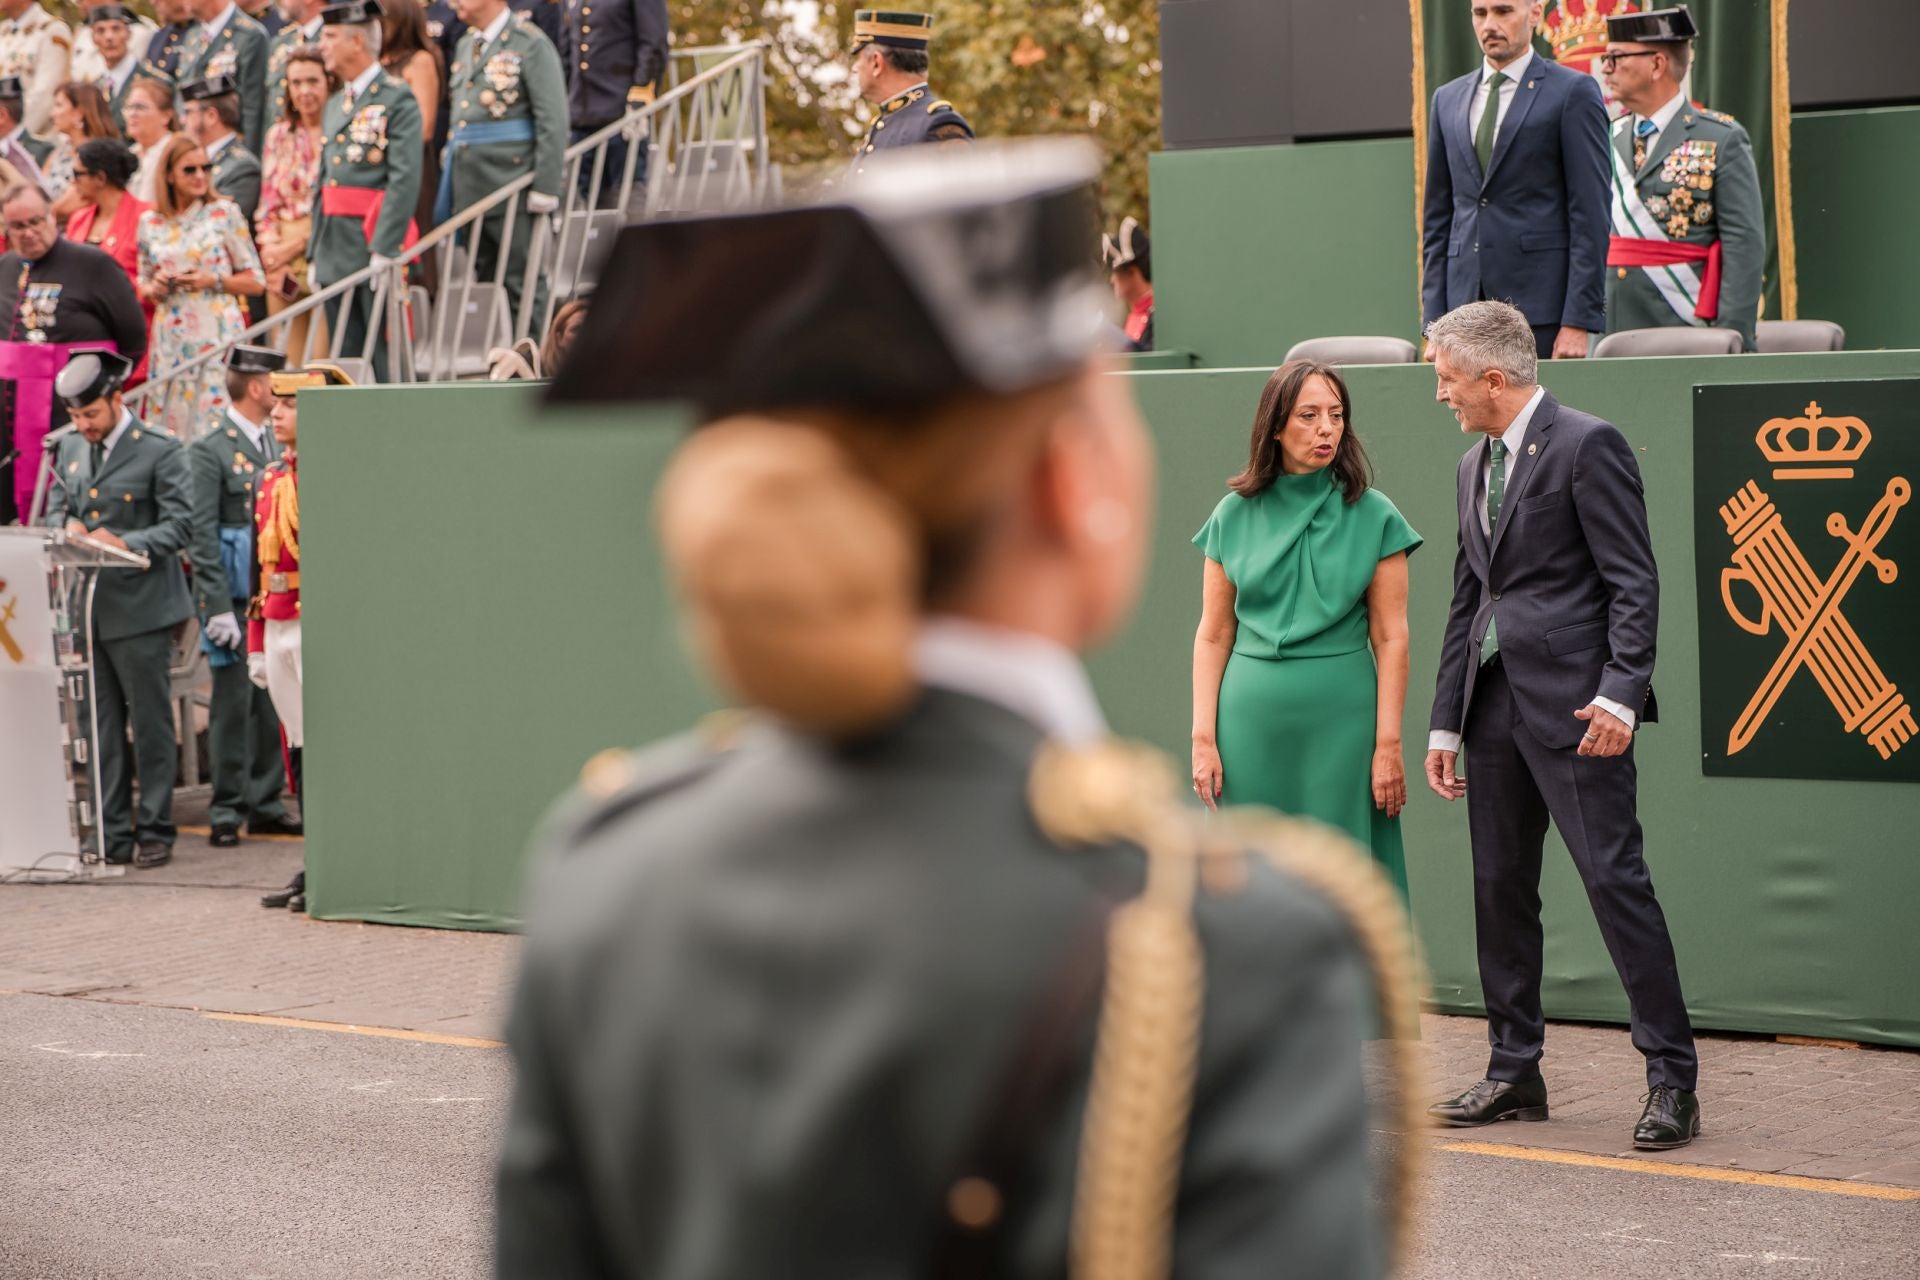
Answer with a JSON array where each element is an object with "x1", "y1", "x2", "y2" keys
[
  {"x1": 1698, "y1": 107, "x2": 1734, "y2": 124},
  {"x1": 561, "y1": 729, "x2": 742, "y2": 848},
  {"x1": 513, "y1": 10, "x2": 533, "y2": 25},
  {"x1": 929, "y1": 99, "x2": 955, "y2": 114}
]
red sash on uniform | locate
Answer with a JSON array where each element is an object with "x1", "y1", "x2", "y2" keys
[
  {"x1": 320, "y1": 185, "x2": 421, "y2": 254},
  {"x1": 1607, "y1": 235, "x2": 1724, "y2": 320}
]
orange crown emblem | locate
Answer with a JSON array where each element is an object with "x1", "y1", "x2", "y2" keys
[
  {"x1": 1544, "y1": 0, "x2": 1642, "y2": 69},
  {"x1": 1756, "y1": 402, "x2": 1872, "y2": 480}
]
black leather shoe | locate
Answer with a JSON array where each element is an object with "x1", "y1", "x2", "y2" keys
[
  {"x1": 288, "y1": 892, "x2": 306, "y2": 913},
  {"x1": 1428, "y1": 1075, "x2": 1550, "y2": 1127},
  {"x1": 1633, "y1": 1085, "x2": 1702, "y2": 1150},
  {"x1": 247, "y1": 813, "x2": 304, "y2": 837},
  {"x1": 209, "y1": 823, "x2": 240, "y2": 847},
  {"x1": 260, "y1": 886, "x2": 298, "y2": 908},
  {"x1": 105, "y1": 849, "x2": 134, "y2": 865},
  {"x1": 134, "y1": 841, "x2": 172, "y2": 869}
]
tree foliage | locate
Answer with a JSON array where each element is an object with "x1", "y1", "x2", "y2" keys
[{"x1": 668, "y1": 1, "x2": 1159, "y2": 227}]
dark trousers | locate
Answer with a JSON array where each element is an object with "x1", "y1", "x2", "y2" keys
[
  {"x1": 323, "y1": 287, "x2": 393, "y2": 381},
  {"x1": 207, "y1": 657, "x2": 288, "y2": 829},
  {"x1": 470, "y1": 197, "x2": 550, "y2": 339},
  {"x1": 571, "y1": 125, "x2": 646, "y2": 209},
  {"x1": 88, "y1": 626, "x2": 178, "y2": 858},
  {"x1": 1464, "y1": 659, "x2": 1697, "y2": 1090},
  {"x1": 1531, "y1": 323, "x2": 1558, "y2": 359}
]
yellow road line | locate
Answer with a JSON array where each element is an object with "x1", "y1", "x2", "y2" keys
[
  {"x1": 204, "y1": 1011, "x2": 503, "y2": 1049},
  {"x1": 1439, "y1": 1140, "x2": 1920, "y2": 1201},
  {"x1": 178, "y1": 824, "x2": 304, "y2": 844}
]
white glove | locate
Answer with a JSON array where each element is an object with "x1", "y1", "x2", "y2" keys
[
  {"x1": 370, "y1": 253, "x2": 396, "y2": 272},
  {"x1": 306, "y1": 264, "x2": 319, "y2": 293},
  {"x1": 205, "y1": 611, "x2": 243, "y2": 650},
  {"x1": 525, "y1": 190, "x2": 559, "y2": 215},
  {"x1": 247, "y1": 651, "x2": 269, "y2": 689}
]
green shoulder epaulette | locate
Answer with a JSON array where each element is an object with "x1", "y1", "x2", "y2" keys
[
  {"x1": 558, "y1": 712, "x2": 752, "y2": 850},
  {"x1": 1697, "y1": 107, "x2": 1735, "y2": 125}
]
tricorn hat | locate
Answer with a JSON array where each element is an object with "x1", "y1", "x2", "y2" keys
[
  {"x1": 1102, "y1": 216, "x2": 1150, "y2": 276},
  {"x1": 851, "y1": 10, "x2": 933, "y2": 52},
  {"x1": 546, "y1": 139, "x2": 1108, "y2": 415},
  {"x1": 86, "y1": 4, "x2": 137, "y2": 24},
  {"x1": 270, "y1": 363, "x2": 355, "y2": 395},
  {"x1": 319, "y1": 0, "x2": 383, "y2": 25},
  {"x1": 1607, "y1": 5, "x2": 1698, "y2": 43},
  {"x1": 0, "y1": 77, "x2": 23, "y2": 101},
  {"x1": 181, "y1": 75, "x2": 241, "y2": 101},
  {"x1": 56, "y1": 350, "x2": 135, "y2": 409},
  {"x1": 228, "y1": 344, "x2": 287, "y2": 374}
]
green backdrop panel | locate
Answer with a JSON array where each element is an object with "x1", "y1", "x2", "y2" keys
[
  {"x1": 1151, "y1": 106, "x2": 1920, "y2": 370},
  {"x1": 303, "y1": 353, "x2": 1920, "y2": 1046}
]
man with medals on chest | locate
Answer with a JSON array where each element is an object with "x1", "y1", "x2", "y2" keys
[
  {"x1": 140, "y1": 0, "x2": 199, "y2": 91},
  {"x1": 441, "y1": 0, "x2": 566, "y2": 329},
  {"x1": 189, "y1": 345, "x2": 300, "y2": 849},
  {"x1": 1601, "y1": 5, "x2": 1765, "y2": 352},
  {"x1": 311, "y1": 0, "x2": 421, "y2": 378},
  {"x1": 846, "y1": 10, "x2": 972, "y2": 179},
  {"x1": 0, "y1": 0, "x2": 71, "y2": 138},
  {"x1": 42, "y1": 351, "x2": 193, "y2": 868},
  {"x1": 175, "y1": 0, "x2": 271, "y2": 154},
  {"x1": 0, "y1": 183, "x2": 146, "y2": 525}
]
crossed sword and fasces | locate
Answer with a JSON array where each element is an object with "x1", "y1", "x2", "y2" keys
[
  {"x1": 0, "y1": 588, "x2": 22, "y2": 664},
  {"x1": 1719, "y1": 476, "x2": 1916, "y2": 760}
]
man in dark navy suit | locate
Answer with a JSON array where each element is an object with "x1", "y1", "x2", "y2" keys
[
  {"x1": 1421, "y1": 301, "x2": 1700, "y2": 1152},
  {"x1": 1421, "y1": 0, "x2": 1609, "y2": 359}
]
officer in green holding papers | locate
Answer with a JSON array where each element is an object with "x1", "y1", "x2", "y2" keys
[
  {"x1": 310, "y1": 0, "x2": 422, "y2": 377},
  {"x1": 188, "y1": 344, "x2": 299, "y2": 848},
  {"x1": 439, "y1": 0, "x2": 566, "y2": 330}
]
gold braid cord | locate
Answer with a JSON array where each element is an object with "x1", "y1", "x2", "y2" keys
[
  {"x1": 1029, "y1": 741, "x2": 1428, "y2": 1279},
  {"x1": 258, "y1": 470, "x2": 298, "y2": 569}
]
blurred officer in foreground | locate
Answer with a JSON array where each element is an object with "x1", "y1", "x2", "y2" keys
[
  {"x1": 1602, "y1": 5, "x2": 1765, "y2": 351},
  {"x1": 43, "y1": 351, "x2": 192, "y2": 869},
  {"x1": 190, "y1": 344, "x2": 298, "y2": 848},
  {"x1": 497, "y1": 140, "x2": 1424, "y2": 1279},
  {"x1": 846, "y1": 8, "x2": 970, "y2": 178},
  {"x1": 255, "y1": 361, "x2": 352, "y2": 912}
]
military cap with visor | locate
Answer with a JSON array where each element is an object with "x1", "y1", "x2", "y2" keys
[
  {"x1": 56, "y1": 350, "x2": 135, "y2": 409},
  {"x1": 181, "y1": 75, "x2": 243, "y2": 102},
  {"x1": 0, "y1": 77, "x2": 23, "y2": 101},
  {"x1": 86, "y1": 4, "x2": 138, "y2": 25},
  {"x1": 851, "y1": 10, "x2": 933, "y2": 52},
  {"x1": 1607, "y1": 5, "x2": 1699, "y2": 42},
  {"x1": 320, "y1": 0, "x2": 384, "y2": 26},
  {"x1": 228, "y1": 344, "x2": 288, "y2": 374},
  {"x1": 548, "y1": 139, "x2": 1108, "y2": 416}
]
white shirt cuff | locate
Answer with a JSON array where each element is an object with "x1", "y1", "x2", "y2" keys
[
  {"x1": 1428, "y1": 730, "x2": 1463, "y2": 754},
  {"x1": 1591, "y1": 695, "x2": 1637, "y2": 731}
]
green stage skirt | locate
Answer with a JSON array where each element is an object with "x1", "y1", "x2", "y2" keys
[{"x1": 1216, "y1": 645, "x2": 1410, "y2": 903}]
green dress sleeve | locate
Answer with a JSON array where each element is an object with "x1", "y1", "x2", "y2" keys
[
  {"x1": 1192, "y1": 492, "x2": 1237, "y2": 565},
  {"x1": 1369, "y1": 491, "x2": 1423, "y2": 560}
]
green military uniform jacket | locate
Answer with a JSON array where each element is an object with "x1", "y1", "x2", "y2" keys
[
  {"x1": 187, "y1": 409, "x2": 277, "y2": 612},
  {"x1": 445, "y1": 11, "x2": 568, "y2": 212},
  {"x1": 263, "y1": 18, "x2": 322, "y2": 129},
  {"x1": 310, "y1": 67, "x2": 424, "y2": 283},
  {"x1": 177, "y1": 9, "x2": 271, "y2": 154},
  {"x1": 209, "y1": 135, "x2": 262, "y2": 227},
  {"x1": 1606, "y1": 103, "x2": 1765, "y2": 351},
  {"x1": 497, "y1": 690, "x2": 1382, "y2": 1278},
  {"x1": 43, "y1": 416, "x2": 195, "y2": 641},
  {"x1": 20, "y1": 131, "x2": 54, "y2": 171}
]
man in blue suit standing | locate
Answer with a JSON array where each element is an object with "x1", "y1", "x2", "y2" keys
[{"x1": 1422, "y1": 1, "x2": 1610, "y2": 359}]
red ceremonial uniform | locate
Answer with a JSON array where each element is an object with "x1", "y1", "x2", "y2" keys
[{"x1": 248, "y1": 458, "x2": 301, "y2": 653}]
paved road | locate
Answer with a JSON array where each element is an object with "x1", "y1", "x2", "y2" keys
[
  {"x1": 7, "y1": 992, "x2": 1917, "y2": 1279},
  {"x1": 1, "y1": 993, "x2": 503, "y2": 1280}
]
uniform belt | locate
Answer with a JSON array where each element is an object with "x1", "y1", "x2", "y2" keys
[
  {"x1": 267, "y1": 571, "x2": 300, "y2": 593},
  {"x1": 1607, "y1": 234, "x2": 1723, "y2": 320},
  {"x1": 435, "y1": 119, "x2": 539, "y2": 225},
  {"x1": 319, "y1": 184, "x2": 420, "y2": 256}
]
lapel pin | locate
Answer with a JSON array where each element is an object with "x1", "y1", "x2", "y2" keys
[{"x1": 1528, "y1": 443, "x2": 1538, "y2": 455}]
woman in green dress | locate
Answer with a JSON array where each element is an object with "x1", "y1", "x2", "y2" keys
[{"x1": 1191, "y1": 360, "x2": 1423, "y2": 899}]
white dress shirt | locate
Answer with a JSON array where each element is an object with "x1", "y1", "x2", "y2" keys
[
  {"x1": 95, "y1": 411, "x2": 136, "y2": 469},
  {"x1": 227, "y1": 406, "x2": 271, "y2": 456},
  {"x1": 474, "y1": 7, "x2": 513, "y2": 49},
  {"x1": 1468, "y1": 47, "x2": 1535, "y2": 144},
  {"x1": 105, "y1": 55, "x2": 139, "y2": 97},
  {"x1": 202, "y1": 3, "x2": 238, "y2": 41},
  {"x1": 344, "y1": 60, "x2": 381, "y2": 103},
  {"x1": 1632, "y1": 87, "x2": 1689, "y2": 155},
  {"x1": 913, "y1": 616, "x2": 1107, "y2": 746},
  {"x1": 1429, "y1": 384, "x2": 1635, "y2": 754}
]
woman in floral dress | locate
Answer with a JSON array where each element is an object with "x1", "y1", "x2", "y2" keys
[{"x1": 136, "y1": 134, "x2": 265, "y2": 441}]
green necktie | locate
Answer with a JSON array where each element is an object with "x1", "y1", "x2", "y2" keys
[
  {"x1": 1476, "y1": 70, "x2": 1507, "y2": 171},
  {"x1": 1483, "y1": 437, "x2": 1506, "y2": 662}
]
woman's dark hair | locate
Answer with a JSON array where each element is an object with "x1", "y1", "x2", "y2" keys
[
  {"x1": 56, "y1": 82, "x2": 121, "y2": 142},
  {"x1": 380, "y1": 0, "x2": 444, "y2": 81},
  {"x1": 278, "y1": 46, "x2": 337, "y2": 125},
  {"x1": 1227, "y1": 359, "x2": 1374, "y2": 503},
  {"x1": 76, "y1": 136, "x2": 138, "y2": 190}
]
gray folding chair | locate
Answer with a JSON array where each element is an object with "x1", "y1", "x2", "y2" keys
[
  {"x1": 1755, "y1": 320, "x2": 1846, "y2": 354},
  {"x1": 418, "y1": 283, "x2": 509, "y2": 380},
  {"x1": 550, "y1": 209, "x2": 620, "y2": 300},
  {"x1": 1591, "y1": 327, "x2": 1745, "y2": 358},
  {"x1": 1283, "y1": 336, "x2": 1419, "y2": 365}
]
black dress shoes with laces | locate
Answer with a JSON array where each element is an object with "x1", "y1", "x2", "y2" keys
[
  {"x1": 1427, "y1": 1075, "x2": 1550, "y2": 1127},
  {"x1": 134, "y1": 841, "x2": 172, "y2": 869},
  {"x1": 210, "y1": 823, "x2": 240, "y2": 847},
  {"x1": 1633, "y1": 1084, "x2": 1702, "y2": 1149},
  {"x1": 247, "y1": 813, "x2": 304, "y2": 837}
]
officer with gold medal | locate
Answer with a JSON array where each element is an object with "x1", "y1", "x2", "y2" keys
[
  {"x1": 497, "y1": 141, "x2": 1422, "y2": 1277},
  {"x1": 1601, "y1": 5, "x2": 1766, "y2": 351},
  {"x1": 846, "y1": 9, "x2": 971, "y2": 178}
]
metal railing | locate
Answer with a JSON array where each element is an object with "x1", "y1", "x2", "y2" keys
[{"x1": 128, "y1": 41, "x2": 770, "y2": 404}]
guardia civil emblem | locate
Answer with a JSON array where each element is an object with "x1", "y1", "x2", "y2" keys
[{"x1": 1694, "y1": 382, "x2": 1920, "y2": 782}]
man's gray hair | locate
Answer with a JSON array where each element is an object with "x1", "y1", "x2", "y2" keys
[
  {"x1": 1426, "y1": 300, "x2": 1538, "y2": 386},
  {"x1": 348, "y1": 20, "x2": 382, "y2": 58}
]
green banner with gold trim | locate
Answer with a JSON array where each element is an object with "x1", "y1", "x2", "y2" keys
[{"x1": 1411, "y1": 0, "x2": 1797, "y2": 324}]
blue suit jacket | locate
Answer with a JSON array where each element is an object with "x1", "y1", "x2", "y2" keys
[
  {"x1": 1421, "y1": 56, "x2": 1610, "y2": 334},
  {"x1": 1429, "y1": 393, "x2": 1660, "y2": 752}
]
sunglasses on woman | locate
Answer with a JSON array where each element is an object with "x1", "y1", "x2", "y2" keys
[{"x1": 178, "y1": 163, "x2": 211, "y2": 175}]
